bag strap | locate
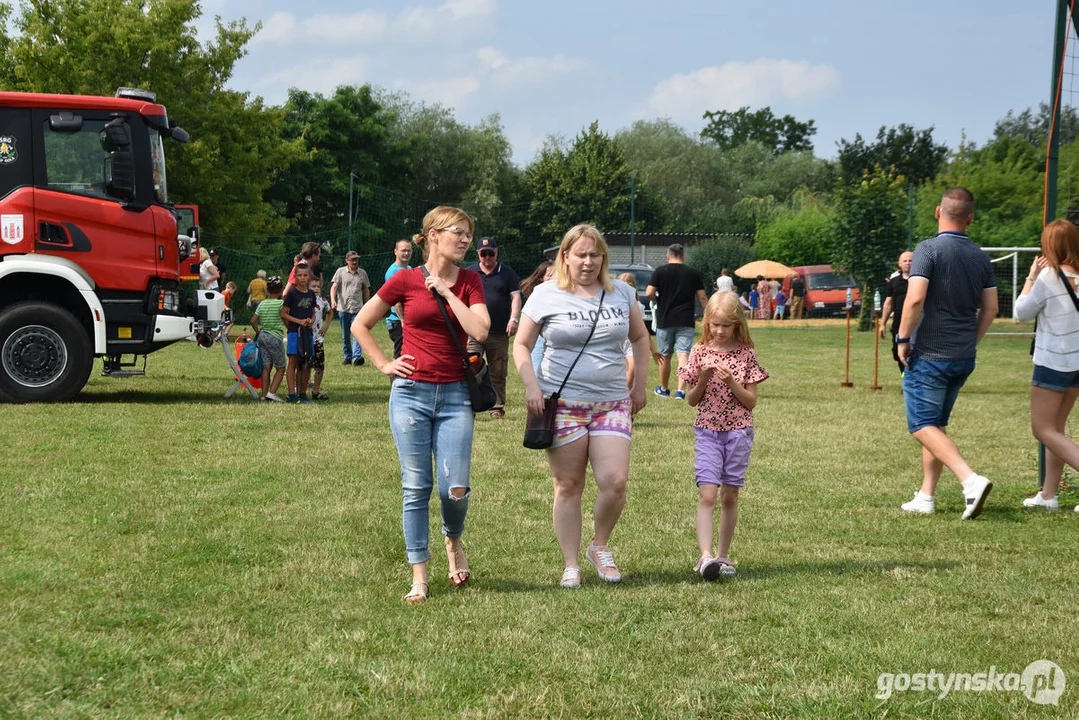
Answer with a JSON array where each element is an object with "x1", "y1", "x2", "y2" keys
[
  {"x1": 1059, "y1": 269, "x2": 1079, "y2": 313},
  {"x1": 420, "y1": 266, "x2": 472, "y2": 368},
  {"x1": 552, "y1": 290, "x2": 606, "y2": 397}
]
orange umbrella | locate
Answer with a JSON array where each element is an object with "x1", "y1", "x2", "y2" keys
[{"x1": 734, "y1": 260, "x2": 796, "y2": 279}]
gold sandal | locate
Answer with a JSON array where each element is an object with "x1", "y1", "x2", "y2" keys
[
  {"x1": 403, "y1": 581, "x2": 428, "y2": 603},
  {"x1": 446, "y1": 538, "x2": 471, "y2": 587}
]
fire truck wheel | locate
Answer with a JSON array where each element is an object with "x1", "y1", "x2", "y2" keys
[{"x1": 0, "y1": 302, "x2": 93, "y2": 403}]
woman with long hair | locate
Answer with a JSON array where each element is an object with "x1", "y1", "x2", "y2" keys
[
  {"x1": 352, "y1": 206, "x2": 491, "y2": 601},
  {"x1": 513, "y1": 224, "x2": 650, "y2": 588},
  {"x1": 1014, "y1": 218, "x2": 1079, "y2": 512},
  {"x1": 520, "y1": 260, "x2": 555, "y2": 370}
]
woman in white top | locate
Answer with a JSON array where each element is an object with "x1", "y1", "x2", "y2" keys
[
  {"x1": 1014, "y1": 219, "x2": 1079, "y2": 512},
  {"x1": 198, "y1": 247, "x2": 219, "y2": 291},
  {"x1": 514, "y1": 224, "x2": 651, "y2": 588}
]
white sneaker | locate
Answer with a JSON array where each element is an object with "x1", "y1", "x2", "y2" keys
[
  {"x1": 1022, "y1": 491, "x2": 1059, "y2": 511},
  {"x1": 961, "y1": 474, "x2": 993, "y2": 520},
  {"x1": 264, "y1": 392, "x2": 285, "y2": 403},
  {"x1": 1075, "y1": 504, "x2": 1079, "y2": 513},
  {"x1": 560, "y1": 567, "x2": 581, "y2": 589},
  {"x1": 901, "y1": 491, "x2": 935, "y2": 514}
]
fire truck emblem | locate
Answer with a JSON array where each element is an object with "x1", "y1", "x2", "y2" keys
[{"x1": 0, "y1": 136, "x2": 16, "y2": 164}]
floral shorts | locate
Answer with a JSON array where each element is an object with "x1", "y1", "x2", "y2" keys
[{"x1": 552, "y1": 397, "x2": 633, "y2": 448}]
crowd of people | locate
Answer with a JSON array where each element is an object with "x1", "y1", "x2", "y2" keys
[{"x1": 206, "y1": 186, "x2": 1076, "y2": 603}]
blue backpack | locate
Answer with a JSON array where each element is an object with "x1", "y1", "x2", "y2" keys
[{"x1": 238, "y1": 337, "x2": 263, "y2": 379}]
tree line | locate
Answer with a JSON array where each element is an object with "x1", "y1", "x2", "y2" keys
[{"x1": 2, "y1": 0, "x2": 1077, "y2": 325}]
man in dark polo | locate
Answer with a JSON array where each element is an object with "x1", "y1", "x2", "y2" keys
[
  {"x1": 467, "y1": 237, "x2": 520, "y2": 418},
  {"x1": 896, "y1": 187, "x2": 997, "y2": 520}
]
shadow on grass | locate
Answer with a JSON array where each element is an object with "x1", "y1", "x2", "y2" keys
[
  {"x1": 76, "y1": 385, "x2": 393, "y2": 405},
  {"x1": 619, "y1": 558, "x2": 959, "y2": 586}
]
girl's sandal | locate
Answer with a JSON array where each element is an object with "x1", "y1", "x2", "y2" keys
[{"x1": 446, "y1": 539, "x2": 471, "y2": 587}]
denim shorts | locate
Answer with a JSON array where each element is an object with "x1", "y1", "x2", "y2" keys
[
  {"x1": 656, "y1": 326, "x2": 695, "y2": 357},
  {"x1": 1031, "y1": 364, "x2": 1079, "y2": 393},
  {"x1": 903, "y1": 356, "x2": 976, "y2": 433}
]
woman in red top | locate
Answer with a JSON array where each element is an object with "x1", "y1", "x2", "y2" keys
[{"x1": 352, "y1": 206, "x2": 490, "y2": 603}]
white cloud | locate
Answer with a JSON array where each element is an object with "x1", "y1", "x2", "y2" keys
[
  {"x1": 253, "y1": 0, "x2": 495, "y2": 46},
  {"x1": 255, "y1": 57, "x2": 369, "y2": 98},
  {"x1": 395, "y1": 75, "x2": 483, "y2": 107},
  {"x1": 648, "y1": 58, "x2": 840, "y2": 122},
  {"x1": 476, "y1": 47, "x2": 587, "y2": 91}
]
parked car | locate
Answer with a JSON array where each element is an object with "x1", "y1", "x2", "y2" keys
[
  {"x1": 782, "y1": 265, "x2": 862, "y2": 317},
  {"x1": 608, "y1": 263, "x2": 655, "y2": 332}
]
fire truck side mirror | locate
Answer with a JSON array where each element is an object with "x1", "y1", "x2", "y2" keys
[
  {"x1": 49, "y1": 112, "x2": 83, "y2": 132},
  {"x1": 105, "y1": 151, "x2": 135, "y2": 200}
]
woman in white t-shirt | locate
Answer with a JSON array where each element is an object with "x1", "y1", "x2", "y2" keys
[
  {"x1": 198, "y1": 247, "x2": 219, "y2": 291},
  {"x1": 513, "y1": 224, "x2": 650, "y2": 589},
  {"x1": 1014, "y1": 219, "x2": 1079, "y2": 512}
]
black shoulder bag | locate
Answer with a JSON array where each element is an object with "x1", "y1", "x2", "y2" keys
[
  {"x1": 421, "y1": 267, "x2": 498, "y2": 413},
  {"x1": 523, "y1": 290, "x2": 605, "y2": 450}
]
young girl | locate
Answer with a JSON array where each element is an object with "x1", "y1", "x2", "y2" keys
[{"x1": 678, "y1": 291, "x2": 769, "y2": 580}]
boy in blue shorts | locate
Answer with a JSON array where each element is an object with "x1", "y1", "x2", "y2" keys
[{"x1": 282, "y1": 262, "x2": 317, "y2": 404}]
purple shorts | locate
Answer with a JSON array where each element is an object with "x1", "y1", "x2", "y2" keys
[{"x1": 694, "y1": 426, "x2": 754, "y2": 487}]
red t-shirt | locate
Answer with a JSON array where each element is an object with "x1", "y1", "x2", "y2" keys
[{"x1": 378, "y1": 267, "x2": 486, "y2": 383}]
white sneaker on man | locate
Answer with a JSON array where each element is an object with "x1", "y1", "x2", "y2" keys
[
  {"x1": 961, "y1": 474, "x2": 993, "y2": 520},
  {"x1": 1022, "y1": 491, "x2": 1059, "y2": 511},
  {"x1": 901, "y1": 491, "x2": 935, "y2": 514}
]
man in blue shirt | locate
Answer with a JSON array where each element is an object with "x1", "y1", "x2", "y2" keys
[
  {"x1": 384, "y1": 238, "x2": 412, "y2": 359},
  {"x1": 467, "y1": 237, "x2": 520, "y2": 418},
  {"x1": 896, "y1": 187, "x2": 998, "y2": 519}
]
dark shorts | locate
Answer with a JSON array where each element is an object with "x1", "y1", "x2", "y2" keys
[
  {"x1": 903, "y1": 356, "x2": 976, "y2": 433},
  {"x1": 1031, "y1": 364, "x2": 1079, "y2": 393},
  {"x1": 286, "y1": 331, "x2": 314, "y2": 356},
  {"x1": 311, "y1": 341, "x2": 325, "y2": 370}
]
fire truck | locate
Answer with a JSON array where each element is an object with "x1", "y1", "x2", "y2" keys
[{"x1": 0, "y1": 88, "x2": 225, "y2": 403}]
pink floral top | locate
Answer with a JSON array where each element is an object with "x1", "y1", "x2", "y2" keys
[{"x1": 678, "y1": 344, "x2": 769, "y2": 431}]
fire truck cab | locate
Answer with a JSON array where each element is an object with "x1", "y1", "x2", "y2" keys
[{"x1": 0, "y1": 88, "x2": 223, "y2": 402}]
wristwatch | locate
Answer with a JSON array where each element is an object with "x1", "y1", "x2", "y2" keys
[{"x1": 896, "y1": 337, "x2": 910, "y2": 344}]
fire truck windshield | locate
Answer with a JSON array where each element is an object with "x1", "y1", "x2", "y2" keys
[{"x1": 150, "y1": 129, "x2": 167, "y2": 204}]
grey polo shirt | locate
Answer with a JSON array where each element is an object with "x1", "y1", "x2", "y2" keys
[{"x1": 331, "y1": 265, "x2": 370, "y2": 314}]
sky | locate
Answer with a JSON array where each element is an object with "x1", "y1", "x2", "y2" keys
[{"x1": 200, "y1": 0, "x2": 1060, "y2": 167}]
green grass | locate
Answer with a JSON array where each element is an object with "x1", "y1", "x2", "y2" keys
[{"x1": 1, "y1": 320, "x2": 1077, "y2": 718}]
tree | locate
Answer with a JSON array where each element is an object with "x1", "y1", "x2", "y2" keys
[
  {"x1": 701, "y1": 106, "x2": 816, "y2": 154},
  {"x1": 525, "y1": 121, "x2": 662, "y2": 242},
  {"x1": 0, "y1": 0, "x2": 295, "y2": 239},
  {"x1": 754, "y1": 191, "x2": 834, "y2": 267},
  {"x1": 686, "y1": 238, "x2": 756, "y2": 291},
  {"x1": 837, "y1": 124, "x2": 948, "y2": 187},
  {"x1": 830, "y1": 168, "x2": 908, "y2": 330},
  {"x1": 266, "y1": 85, "x2": 409, "y2": 241},
  {"x1": 994, "y1": 103, "x2": 1079, "y2": 146}
]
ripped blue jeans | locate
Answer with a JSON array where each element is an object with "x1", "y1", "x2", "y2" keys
[{"x1": 388, "y1": 377, "x2": 474, "y2": 564}]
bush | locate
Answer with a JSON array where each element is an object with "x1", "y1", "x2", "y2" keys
[{"x1": 687, "y1": 238, "x2": 756, "y2": 291}]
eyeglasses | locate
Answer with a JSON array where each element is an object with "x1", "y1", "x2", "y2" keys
[
  {"x1": 478, "y1": 250, "x2": 496, "y2": 257},
  {"x1": 438, "y1": 226, "x2": 473, "y2": 240}
]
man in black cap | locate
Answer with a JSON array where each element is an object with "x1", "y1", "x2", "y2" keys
[
  {"x1": 467, "y1": 237, "x2": 520, "y2": 418},
  {"x1": 208, "y1": 248, "x2": 226, "y2": 291}
]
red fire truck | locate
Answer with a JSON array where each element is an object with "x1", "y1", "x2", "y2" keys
[{"x1": 0, "y1": 88, "x2": 224, "y2": 402}]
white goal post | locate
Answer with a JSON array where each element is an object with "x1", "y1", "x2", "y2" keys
[{"x1": 984, "y1": 246, "x2": 1039, "y2": 336}]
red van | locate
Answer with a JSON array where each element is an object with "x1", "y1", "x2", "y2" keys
[{"x1": 783, "y1": 265, "x2": 862, "y2": 317}]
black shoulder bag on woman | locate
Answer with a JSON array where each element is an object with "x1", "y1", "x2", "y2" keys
[
  {"x1": 523, "y1": 290, "x2": 605, "y2": 450},
  {"x1": 421, "y1": 267, "x2": 498, "y2": 413}
]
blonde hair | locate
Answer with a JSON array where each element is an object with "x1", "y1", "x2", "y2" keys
[
  {"x1": 700, "y1": 291, "x2": 753, "y2": 349},
  {"x1": 555, "y1": 224, "x2": 614, "y2": 292},
  {"x1": 413, "y1": 206, "x2": 473, "y2": 261},
  {"x1": 1041, "y1": 219, "x2": 1079, "y2": 272},
  {"x1": 617, "y1": 272, "x2": 637, "y2": 288},
  {"x1": 198, "y1": 247, "x2": 209, "y2": 263}
]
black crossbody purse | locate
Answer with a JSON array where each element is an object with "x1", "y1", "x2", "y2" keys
[
  {"x1": 421, "y1": 267, "x2": 498, "y2": 413},
  {"x1": 523, "y1": 290, "x2": 605, "y2": 449}
]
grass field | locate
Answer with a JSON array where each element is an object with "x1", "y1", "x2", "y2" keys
[{"x1": 1, "y1": 319, "x2": 1077, "y2": 718}]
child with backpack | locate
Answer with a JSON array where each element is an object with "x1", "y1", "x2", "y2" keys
[{"x1": 251, "y1": 276, "x2": 287, "y2": 402}]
